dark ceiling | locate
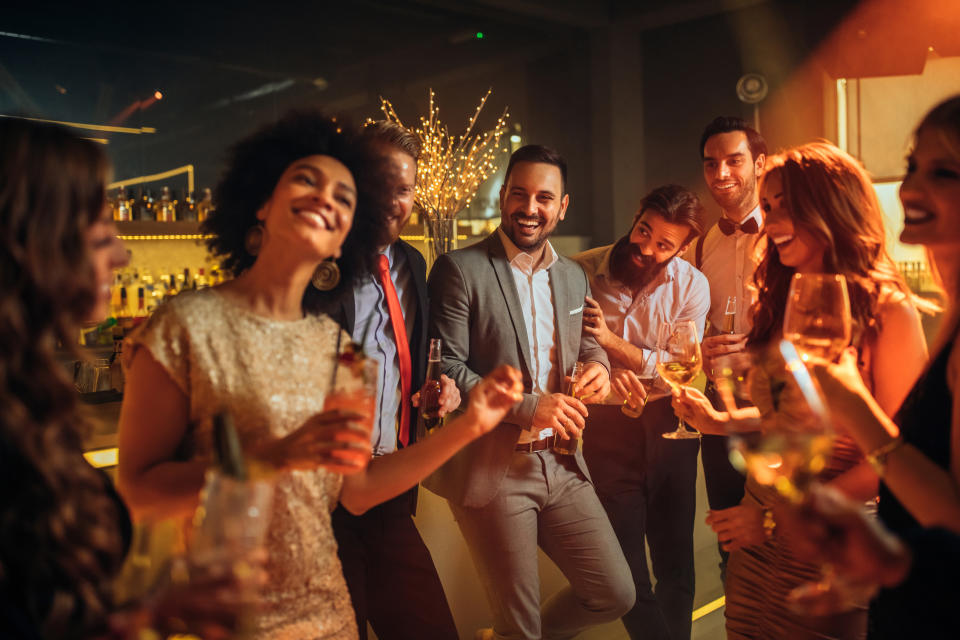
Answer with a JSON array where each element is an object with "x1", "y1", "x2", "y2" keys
[{"x1": 0, "y1": 0, "x2": 861, "y2": 191}]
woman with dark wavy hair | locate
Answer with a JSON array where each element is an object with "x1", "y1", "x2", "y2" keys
[
  {"x1": 0, "y1": 118, "x2": 254, "y2": 640},
  {"x1": 673, "y1": 141, "x2": 930, "y2": 639},
  {"x1": 117, "y1": 109, "x2": 522, "y2": 639}
]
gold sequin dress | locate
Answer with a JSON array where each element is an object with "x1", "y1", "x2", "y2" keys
[{"x1": 126, "y1": 288, "x2": 358, "y2": 640}]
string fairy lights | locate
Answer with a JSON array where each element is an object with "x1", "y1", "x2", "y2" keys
[{"x1": 372, "y1": 88, "x2": 510, "y2": 222}]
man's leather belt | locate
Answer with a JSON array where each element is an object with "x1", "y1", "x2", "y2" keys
[{"x1": 515, "y1": 436, "x2": 552, "y2": 453}]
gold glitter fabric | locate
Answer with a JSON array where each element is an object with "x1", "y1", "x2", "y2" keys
[{"x1": 126, "y1": 288, "x2": 359, "y2": 640}]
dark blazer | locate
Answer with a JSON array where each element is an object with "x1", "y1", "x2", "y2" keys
[
  {"x1": 424, "y1": 232, "x2": 610, "y2": 508},
  {"x1": 325, "y1": 239, "x2": 429, "y2": 513}
]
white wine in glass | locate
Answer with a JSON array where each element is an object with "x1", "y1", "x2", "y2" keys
[
  {"x1": 783, "y1": 273, "x2": 851, "y2": 363},
  {"x1": 657, "y1": 320, "x2": 703, "y2": 440}
]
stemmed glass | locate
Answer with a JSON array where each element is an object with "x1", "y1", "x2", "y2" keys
[
  {"x1": 783, "y1": 273, "x2": 851, "y2": 364},
  {"x1": 781, "y1": 273, "x2": 864, "y2": 609},
  {"x1": 657, "y1": 320, "x2": 703, "y2": 440}
]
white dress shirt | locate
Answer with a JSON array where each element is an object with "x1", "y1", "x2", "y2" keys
[
  {"x1": 695, "y1": 205, "x2": 765, "y2": 335},
  {"x1": 498, "y1": 228, "x2": 560, "y2": 443},
  {"x1": 575, "y1": 245, "x2": 710, "y2": 402}
]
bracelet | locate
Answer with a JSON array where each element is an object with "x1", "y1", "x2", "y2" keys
[
  {"x1": 762, "y1": 508, "x2": 776, "y2": 539},
  {"x1": 866, "y1": 436, "x2": 906, "y2": 477}
]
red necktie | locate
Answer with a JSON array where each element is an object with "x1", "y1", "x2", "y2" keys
[{"x1": 377, "y1": 254, "x2": 412, "y2": 447}]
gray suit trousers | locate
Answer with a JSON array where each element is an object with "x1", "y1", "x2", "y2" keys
[{"x1": 449, "y1": 449, "x2": 635, "y2": 640}]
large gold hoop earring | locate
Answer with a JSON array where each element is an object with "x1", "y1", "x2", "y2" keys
[
  {"x1": 312, "y1": 258, "x2": 341, "y2": 290},
  {"x1": 244, "y1": 224, "x2": 264, "y2": 256}
]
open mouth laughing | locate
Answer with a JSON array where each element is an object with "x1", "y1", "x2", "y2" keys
[
  {"x1": 770, "y1": 233, "x2": 795, "y2": 250},
  {"x1": 294, "y1": 207, "x2": 336, "y2": 231},
  {"x1": 513, "y1": 214, "x2": 543, "y2": 236},
  {"x1": 903, "y1": 207, "x2": 935, "y2": 225}
]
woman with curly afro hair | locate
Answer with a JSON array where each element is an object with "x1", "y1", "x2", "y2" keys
[{"x1": 116, "y1": 109, "x2": 522, "y2": 639}]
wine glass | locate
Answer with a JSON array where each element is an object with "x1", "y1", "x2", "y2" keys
[
  {"x1": 657, "y1": 320, "x2": 703, "y2": 440},
  {"x1": 783, "y1": 273, "x2": 851, "y2": 364}
]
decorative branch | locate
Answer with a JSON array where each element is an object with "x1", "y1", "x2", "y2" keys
[{"x1": 372, "y1": 89, "x2": 510, "y2": 221}]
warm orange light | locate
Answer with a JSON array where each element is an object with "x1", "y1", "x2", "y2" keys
[{"x1": 154, "y1": 91, "x2": 163, "y2": 100}]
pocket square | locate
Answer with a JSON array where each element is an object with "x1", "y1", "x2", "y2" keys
[{"x1": 569, "y1": 305, "x2": 583, "y2": 315}]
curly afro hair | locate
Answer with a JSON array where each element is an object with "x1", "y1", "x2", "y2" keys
[{"x1": 202, "y1": 109, "x2": 395, "y2": 304}]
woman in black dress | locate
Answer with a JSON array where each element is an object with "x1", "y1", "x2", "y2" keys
[{"x1": 813, "y1": 95, "x2": 960, "y2": 638}]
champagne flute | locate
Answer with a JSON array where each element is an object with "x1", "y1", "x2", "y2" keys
[
  {"x1": 657, "y1": 320, "x2": 703, "y2": 440},
  {"x1": 783, "y1": 273, "x2": 851, "y2": 363}
]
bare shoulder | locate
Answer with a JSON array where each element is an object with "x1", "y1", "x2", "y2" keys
[{"x1": 877, "y1": 285, "x2": 920, "y2": 328}]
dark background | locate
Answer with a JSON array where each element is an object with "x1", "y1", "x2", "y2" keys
[{"x1": 1, "y1": 0, "x2": 862, "y2": 243}]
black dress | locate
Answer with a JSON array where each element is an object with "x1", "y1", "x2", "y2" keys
[
  {"x1": 871, "y1": 339, "x2": 956, "y2": 638},
  {"x1": 0, "y1": 433, "x2": 131, "y2": 640}
]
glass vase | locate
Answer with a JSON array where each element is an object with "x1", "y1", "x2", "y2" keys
[{"x1": 423, "y1": 217, "x2": 458, "y2": 272}]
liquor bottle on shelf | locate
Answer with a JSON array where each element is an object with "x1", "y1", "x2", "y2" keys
[
  {"x1": 140, "y1": 189, "x2": 155, "y2": 221},
  {"x1": 110, "y1": 273, "x2": 125, "y2": 317},
  {"x1": 180, "y1": 267, "x2": 191, "y2": 291},
  {"x1": 420, "y1": 338, "x2": 443, "y2": 431},
  {"x1": 166, "y1": 272, "x2": 179, "y2": 297},
  {"x1": 117, "y1": 286, "x2": 133, "y2": 333},
  {"x1": 130, "y1": 187, "x2": 142, "y2": 221},
  {"x1": 113, "y1": 187, "x2": 131, "y2": 221},
  {"x1": 134, "y1": 287, "x2": 148, "y2": 324},
  {"x1": 156, "y1": 186, "x2": 176, "y2": 222},
  {"x1": 196, "y1": 187, "x2": 214, "y2": 222},
  {"x1": 179, "y1": 189, "x2": 197, "y2": 221},
  {"x1": 195, "y1": 268, "x2": 208, "y2": 289}
]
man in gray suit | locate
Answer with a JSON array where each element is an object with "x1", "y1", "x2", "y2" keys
[{"x1": 426, "y1": 145, "x2": 635, "y2": 640}]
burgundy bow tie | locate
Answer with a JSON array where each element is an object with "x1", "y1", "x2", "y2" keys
[{"x1": 717, "y1": 216, "x2": 759, "y2": 235}]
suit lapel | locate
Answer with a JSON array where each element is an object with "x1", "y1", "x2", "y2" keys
[
  {"x1": 486, "y1": 236, "x2": 534, "y2": 378},
  {"x1": 340, "y1": 286, "x2": 356, "y2": 336},
  {"x1": 549, "y1": 260, "x2": 572, "y2": 379},
  {"x1": 398, "y1": 240, "x2": 428, "y2": 325}
]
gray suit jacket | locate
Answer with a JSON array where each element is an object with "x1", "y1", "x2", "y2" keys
[{"x1": 423, "y1": 232, "x2": 610, "y2": 508}]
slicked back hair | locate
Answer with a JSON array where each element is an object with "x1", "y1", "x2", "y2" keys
[
  {"x1": 362, "y1": 120, "x2": 421, "y2": 161},
  {"x1": 699, "y1": 116, "x2": 767, "y2": 161},
  {"x1": 504, "y1": 144, "x2": 567, "y2": 193}
]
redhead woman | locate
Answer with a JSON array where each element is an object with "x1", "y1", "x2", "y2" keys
[{"x1": 673, "y1": 141, "x2": 929, "y2": 639}]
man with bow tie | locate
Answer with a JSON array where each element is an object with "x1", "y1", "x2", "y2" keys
[{"x1": 691, "y1": 116, "x2": 767, "y2": 583}]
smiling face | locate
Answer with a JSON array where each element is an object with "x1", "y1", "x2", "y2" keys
[
  {"x1": 702, "y1": 131, "x2": 764, "y2": 220},
  {"x1": 628, "y1": 209, "x2": 692, "y2": 267},
  {"x1": 383, "y1": 148, "x2": 417, "y2": 245},
  {"x1": 85, "y1": 206, "x2": 129, "y2": 322},
  {"x1": 899, "y1": 125, "x2": 960, "y2": 249},
  {"x1": 257, "y1": 154, "x2": 356, "y2": 262},
  {"x1": 612, "y1": 209, "x2": 693, "y2": 289},
  {"x1": 499, "y1": 161, "x2": 569, "y2": 253},
  {"x1": 760, "y1": 170, "x2": 827, "y2": 273}
]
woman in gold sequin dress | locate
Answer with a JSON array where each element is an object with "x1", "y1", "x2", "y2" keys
[
  {"x1": 115, "y1": 111, "x2": 523, "y2": 640},
  {"x1": 672, "y1": 142, "x2": 931, "y2": 639}
]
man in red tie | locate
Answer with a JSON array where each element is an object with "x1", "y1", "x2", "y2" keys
[{"x1": 314, "y1": 121, "x2": 462, "y2": 640}]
